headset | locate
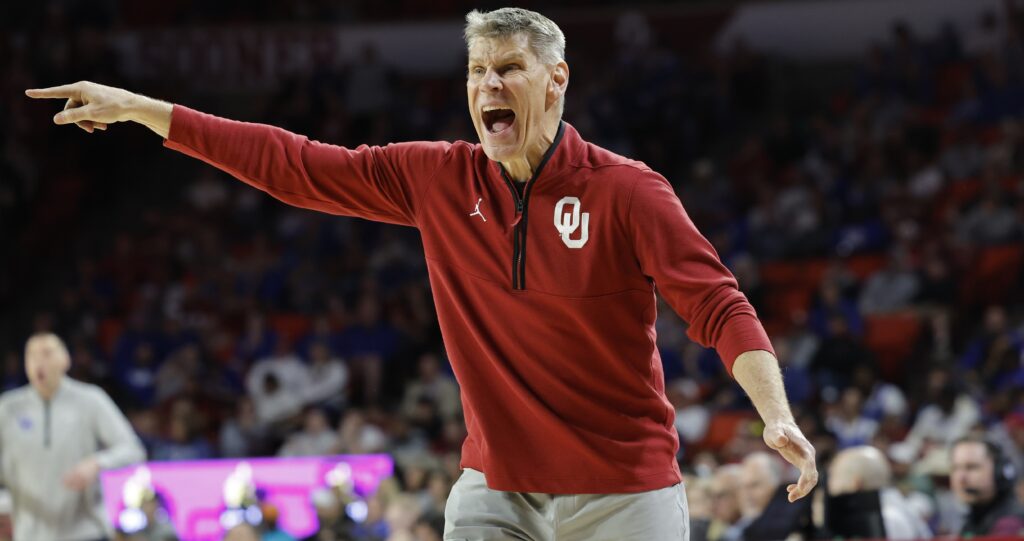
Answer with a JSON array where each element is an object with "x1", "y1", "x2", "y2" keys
[{"x1": 986, "y1": 439, "x2": 1017, "y2": 496}]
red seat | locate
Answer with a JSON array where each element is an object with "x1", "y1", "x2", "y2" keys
[
  {"x1": 864, "y1": 313, "x2": 922, "y2": 382},
  {"x1": 698, "y1": 411, "x2": 756, "y2": 452},
  {"x1": 97, "y1": 318, "x2": 123, "y2": 356},
  {"x1": 962, "y1": 245, "x2": 1024, "y2": 305},
  {"x1": 847, "y1": 254, "x2": 887, "y2": 281},
  {"x1": 268, "y1": 314, "x2": 312, "y2": 346}
]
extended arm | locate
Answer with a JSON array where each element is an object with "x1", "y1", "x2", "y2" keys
[
  {"x1": 26, "y1": 81, "x2": 449, "y2": 226},
  {"x1": 733, "y1": 350, "x2": 818, "y2": 502}
]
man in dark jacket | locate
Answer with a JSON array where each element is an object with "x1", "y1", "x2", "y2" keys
[{"x1": 950, "y1": 436, "x2": 1024, "y2": 537}]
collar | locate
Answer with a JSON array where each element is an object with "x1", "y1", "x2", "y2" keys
[{"x1": 490, "y1": 120, "x2": 584, "y2": 185}]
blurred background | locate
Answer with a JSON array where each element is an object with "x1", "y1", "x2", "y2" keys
[{"x1": 2, "y1": 0, "x2": 1024, "y2": 540}]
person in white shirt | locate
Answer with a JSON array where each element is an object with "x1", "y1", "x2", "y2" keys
[
  {"x1": 245, "y1": 343, "x2": 310, "y2": 426},
  {"x1": 0, "y1": 333, "x2": 146, "y2": 541}
]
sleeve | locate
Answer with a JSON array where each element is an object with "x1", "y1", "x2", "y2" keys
[
  {"x1": 626, "y1": 172, "x2": 774, "y2": 376},
  {"x1": 163, "y1": 105, "x2": 451, "y2": 226},
  {"x1": 304, "y1": 362, "x2": 348, "y2": 405},
  {"x1": 90, "y1": 388, "x2": 147, "y2": 470}
]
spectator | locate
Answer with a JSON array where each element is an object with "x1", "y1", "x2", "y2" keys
[
  {"x1": 118, "y1": 342, "x2": 160, "y2": 408},
  {"x1": 892, "y1": 372, "x2": 980, "y2": 461},
  {"x1": 858, "y1": 248, "x2": 921, "y2": 314},
  {"x1": 335, "y1": 409, "x2": 390, "y2": 454},
  {"x1": 668, "y1": 379, "x2": 710, "y2": 446},
  {"x1": 852, "y1": 364, "x2": 908, "y2": 422},
  {"x1": 223, "y1": 523, "x2": 261, "y2": 541},
  {"x1": 707, "y1": 464, "x2": 744, "y2": 541},
  {"x1": 740, "y1": 452, "x2": 782, "y2": 520},
  {"x1": 279, "y1": 407, "x2": 338, "y2": 457},
  {"x1": 246, "y1": 342, "x2": 310, "y2": 427},
  {"x1": 339, "y1": 294, "x2": 401, "y2": 406},
  {"x1": 740, "y1": 452, "x2": 812, "y2": 541},
  {"x1": 303, "y1": 341, "x2": 349, "y2": 411},
  {"x1": 400, "y1": 353, "x2": 459, "y2": 422},
  {"x1": 685, "y1": 475, "x2": 714, "y2": 541},
  {"x1": 150, "y1": 413, "x2": 215, "y2": 461},
  {"x1": 135, "y1": 492, "x2": 179, "y2": 541},
  {"x1": 828, "y1": 445, "x2": 932, "y2": 539},
  {"x1": 956, "y1": 189, "x2": 1021, "y2": 245},
  {"x1": 950, "y1": 436, "x2": 1024, "y2": 537},
  {"x1": 219, "y1": 397, "x2": 267, "y2": 458},
  {"x1": 826, "y1": 387, "x2": 880, "y2": 449},
  {"x1": 810, "y1": 315, "x2": 874, "y2": 389}
]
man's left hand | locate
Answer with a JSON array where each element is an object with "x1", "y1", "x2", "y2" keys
[
  {"x1": 63, "y1": 457, "x2": 100, "y2": 491},
  {"x1": 763, "y1": 421, "x2": 818, "y2": 502}
]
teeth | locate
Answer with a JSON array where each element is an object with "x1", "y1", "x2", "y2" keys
[{"x1": 483, "y1": 106, "x2": 512, "y2": 112}]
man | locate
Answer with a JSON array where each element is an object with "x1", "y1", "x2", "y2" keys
[
  {"x1": 950, "y1": 436, "x2": 1024, "y2": 537},
  {"x1": 0, "y1": 333, "x2": 146, "y2": 541},
  {"x1": 26, "y1": 7, "x2": 816, "y2": 539},
  {"x1": 828, "y1": 445, "x2": 932, "y2": 539},
  {"x1": 707, "y1": 465, "x2": 744, "y2": 541},
  {"x1": 739, "y1": 452, "x2": 813, "y2": 541}
]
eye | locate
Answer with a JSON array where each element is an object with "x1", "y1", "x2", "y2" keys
[{"x1": 468, "y1": 66, "x2": 485, "y2": 78}]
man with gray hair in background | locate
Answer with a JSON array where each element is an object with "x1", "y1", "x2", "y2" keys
[
  {"x1": 739, "y1": 452, "x2": 813, "y2": 541},
  {"x1": 26, "y1": 7, "x2": 816, "y2": 540},
  {"x1": 828, "y1": 445, "x2": 932, "y2": 539},
  {"x1": 0, "y1": 333, "x2": 146, "y2": 541}
]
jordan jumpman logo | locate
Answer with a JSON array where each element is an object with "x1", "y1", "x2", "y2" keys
[{"x1": 470, "y1": 198, "x2": 487, "y2": 222}]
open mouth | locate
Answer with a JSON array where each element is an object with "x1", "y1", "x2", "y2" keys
[{"x1": 482, "y1": 107, "x2": 516, "y2": 135}]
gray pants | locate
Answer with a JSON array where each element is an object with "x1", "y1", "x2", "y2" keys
[{"x1": 443, "y1": 468, "x2": 689, "y2": 541}]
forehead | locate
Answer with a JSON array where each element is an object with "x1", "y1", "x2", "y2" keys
[
  {"x1": 26, "y1": 336, "x2": 63, "y2": 356},
  {"x1": 952, "y1": 442, "x2": 990, "y2": 463},
  {"x1": 467, "y1": 33, "x2": 535, "y2": 63}
]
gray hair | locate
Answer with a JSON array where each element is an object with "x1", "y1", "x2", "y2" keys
[{"x1": 464, "y1": 8, "x2": 566, "y2": 66}]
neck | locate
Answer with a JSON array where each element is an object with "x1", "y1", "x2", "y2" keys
[
  {"x1": 500, "y1": 118, "x2": 559, "y2": 182},
  {"x1": 36, "y1": 383, "x2": 60, "y2": 401}
]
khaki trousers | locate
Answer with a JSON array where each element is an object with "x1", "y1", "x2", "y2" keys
[{"x1": 443, "y1": 468, "x2": 689, "y2": 541}]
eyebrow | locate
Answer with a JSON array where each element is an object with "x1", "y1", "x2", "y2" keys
[{"x1": 468, "y1": 54, "x2": 526, "y2": 65}]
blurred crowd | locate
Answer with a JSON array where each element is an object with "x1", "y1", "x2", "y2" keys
[{"x1": 4, "y1": 1, "x2": 1024, "y2": 540}]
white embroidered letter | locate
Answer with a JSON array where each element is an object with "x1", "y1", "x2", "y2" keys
[{"x1": 554, "y1": 196, "x2": 589, "y2": 249}]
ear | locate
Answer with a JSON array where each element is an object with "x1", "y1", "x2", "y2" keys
[{"x1": 546, "y1": 61, "x2": 569, "y2": 110}]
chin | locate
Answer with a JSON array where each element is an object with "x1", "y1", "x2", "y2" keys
[{"x1": 483, "y1": 142, "x2": 521, "y2": 163}]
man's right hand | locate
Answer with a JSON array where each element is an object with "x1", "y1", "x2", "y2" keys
[{"x1": 25, "y1": 81, "x2": 172, "y2": 138}]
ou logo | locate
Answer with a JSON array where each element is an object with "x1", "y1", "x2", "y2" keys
[{"x1": 553, "y1": 196, "x2": 589, "y2": 249}]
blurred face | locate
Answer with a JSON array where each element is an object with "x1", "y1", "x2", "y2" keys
[
  {"x1": 466, "y1": 33, "x2": 567, "y2": 163},
  {"x1": 827, "y1": 454, "x2": 857, "y2": 495},
  {"x1": 306, "y1": 409, "x2": 328, "y2": 433},
  {"x1": 951, "y1": 442, "x2": 996, "y2": 505},
  {"x1": 741, "y1": 459, "x2": 779, "y2": 518},
  {"x1": 25, "y1": 334, "x2": 70, "y2": 399},
  {"x1": 711, "y1": 472, "x2": 742, "y2": 523}
]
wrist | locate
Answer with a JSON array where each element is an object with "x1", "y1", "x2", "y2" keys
[{"x1": 128, "y1": 95, "x2": 173, "y2": 138}]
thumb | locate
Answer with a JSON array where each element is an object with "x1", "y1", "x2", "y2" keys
[
  {"x1": 765, "y1": 424, "x2": 790, "y2": 448},
  {"x1": 54, "y1": 105, "x2": 95, "y2": 125}
]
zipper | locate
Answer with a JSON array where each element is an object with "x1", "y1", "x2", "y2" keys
[
  {"x1": 502, "y1": 172, "x2": 525, "y2": 289},
  {"x1": 499, "y1": 122, "x2": 566, "y2": 290},
  {"x1": 44, "y1": 400, "x2": 51, "y2": 448}
]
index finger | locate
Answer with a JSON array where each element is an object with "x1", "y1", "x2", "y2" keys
[{"x1": 25, "y1": 84, "x2": 81, "y2": 100}]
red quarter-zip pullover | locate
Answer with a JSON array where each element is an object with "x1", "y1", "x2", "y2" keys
[{"x1": 164, "y1": 106, "x2": 774, "y2": 494}]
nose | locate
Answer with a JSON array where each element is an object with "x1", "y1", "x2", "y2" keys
[{"x1": 481, "y1": 68, "x2": 502, "y2": 92}]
